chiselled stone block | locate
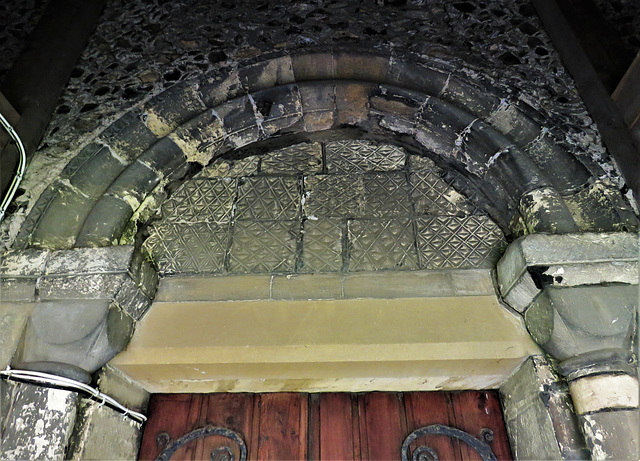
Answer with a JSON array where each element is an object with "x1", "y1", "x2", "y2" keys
[
  {"x1": 301, "y1": 218, "x2": 343, "y2": 272},
  {"x1": 362, "y1": 172, "x2": 411, "y2": 218},
  {"x1": 67, "y1": 399, "x2": 143, "y2": 461},
  {"x1": 251, "y1": 84, "x2": 303, "y2": 136},
  {"x1": 416, "y1": 216, "x2": 504, "y2": 269},
  {"x1": 261, "y1": 142, "x2": 322, "y2": 175},
  {"x1": 229, "y1": 220, "x2": 299, "y2": 273},
  {"x1": 235, "y1": 176, "x2": 300, "y2": 220},
  {"x1": 168, "y1": 109, "x2": 225, "y2": 166},
  {"x1": 325, "y1": 140, "x2": 406, "y2": 173},
  {"x1": 0, "y1": 302, "x2": 35, "y2": 369},
  {"x1": 497, "y1": 232, "x2": 638, "y2": 313},
  {"x1": 215, "y1": 95, "x2": 261, "y2": 148},
  {"x1": 0, "y1": 383, "x2": 78, "y2": 460},
  {"x1": 161, "y1": 178, "x2": 237, "y2": 223},
  {"x1": 199, "y1": 156, "x2": 259, "y2": 178},
  {"x1": 144, "y1": 222, "x2": 230, "y2": 275},
  {"x1": 348, "y1": 218, "x2": 418, "y2": 271},
  {"x1": 580, "y1": 409, "x2": 639, "y2": 460},
  {"x1": 303, "y1": 175, "x2": 364, "y2": 218},
  {"x1": 98, "y1": 110, "x2": 160, "y2": 162},
  {"x1": 499, "y1": 356, "x2": 588, "y2": 460}
]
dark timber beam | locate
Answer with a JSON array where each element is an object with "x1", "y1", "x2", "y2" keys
[
  {"x1": 0, "y1": 0, "x2": 107, "y2": 203},
  {"x1": 613, "y1": 51, "x2": 640, "y2": 130},
  {"x1": 533, "y1": 0, "x2": 640, "y2": 202}
]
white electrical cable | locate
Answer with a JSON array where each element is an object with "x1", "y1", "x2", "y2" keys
[
  {"x1": 0, "y1": 368, "x2": 147, "y2": 423},
  {"x1": 0, "y1": 110, "x2": 26, "y2": 223}
]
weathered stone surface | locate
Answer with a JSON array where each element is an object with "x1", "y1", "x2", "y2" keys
[
  {"x1": 0, "y1": 302, "x2": 35, "y2": 369},
  {"x1": 0, "y1": 382, "x2": 79, "y2": 460},
  {"x1": 0, "y1": 278, "x2": 37, "y2": 302},
  {"x1": 67, "y1": 399, "x2": 143, "y2": 461},
  {"x1": 303, "y1": 174, "x2": 364, "y2": 218},
  {"x1": 301, "y1": 218, "x2": 343, "y2": 272},
  {"x1": 261, "y1": 142, "x2": 322, "y2": 175},
  {"x1": 325, "y1": 140, "x2": 406, "y2": 173},
  {"x1": 348, "y1": 218, "x2": 418, "y2": 271},
  {"x1": 229, "y1": 220, "x2": 299, "y2": 273},
  {"x1": 235, "y1": 176, "x2": 300, "y2": 220},
  {"x1": 96, "y1": 365, "x2": 150, "y2": 413},
  {"x1": 199, "y1": 155, "x2": 259, "y2": 178},
  {"x1": 497, "y1": 232, "x2": 638, "y2": 313},
  {"x1": 524, "y1": 285, "x2": 637, "y2": 364},
  {"x1": 580, "y1": 409, "x2": 640, "y2": 461},
  {"x1": 569, "y1": 374, "x2": 639, "y2": 415},
  {"x1": 499, "y1": 355, "x2": 588, "y2": 460},
  {"x1": 14, "y1": 300, "x2": 134, "y2": 380}
]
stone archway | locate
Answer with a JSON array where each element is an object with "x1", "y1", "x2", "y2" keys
[{"x1": 2, "y1": 50, "x2": 638, "y2": 459}]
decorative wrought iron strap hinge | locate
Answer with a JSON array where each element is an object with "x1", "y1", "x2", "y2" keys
[
  {"x1": 401, "y1": 424, "x2": 498, "y2": 461},
  {"x1": 155, "y1": 425, "x2": 247, "y2": 461}
]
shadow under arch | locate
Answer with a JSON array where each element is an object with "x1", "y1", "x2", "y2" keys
[{"x1": 15, "y1": 49, "x2": 637, "y2": 250}]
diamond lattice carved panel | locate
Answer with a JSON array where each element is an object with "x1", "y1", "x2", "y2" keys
[
  {"x1": 348, "y1": 218, "x2": 418, "y2": 271},
  {"x1": 235, "y1": 176, "x2": 300, "y2": 220},
  {"x1": 161, "y1": 179, "x2": 237, "y2": 223},
  {"x1": 303, "y1": 175, "x2": 364, "y2": 218},
  {"x1": 326, "y1": 140, "x2": 406, "y2": 173},
  {"x1": 362, "y1": 172, "x2": 411, "y2": 218},
  {"x1": 410, "y1": 172, "x2": 476, "y2": 216},
  {"x1": 261, "y1": 143, "x2": 323, "y2": 175},
  {"x1": 144, "y1": 222, "x2": 230, "y2": 274},
  {"x1": 228, "y1": 220, "x2": 299, "y2": 273},
  {"x1": 416, "y1": 216, "x2": 505, "y2": 269},
  {"x1": 301, "y1": 218, "x2": 343, "y2": 272}
]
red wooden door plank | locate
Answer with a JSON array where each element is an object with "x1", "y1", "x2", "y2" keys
[
  {"x1": 358, "y1": 392, "x2": 405, "y2": 461},
  {"x1": 319, "y1": 393, "x2": 357, "y2": 460},
  {"x1": 308, "y1": 394, "x2": 321, "y2": 461},
  {"x1": 451, "y1": 391, "x2": 512, "y2": 461},
  {"x1": 138, "y1": 394, "x2": 202, "y2": 460},
  {"x1": 403, "y1": 392, "x2": 462, "y2": 460},
  {"x1": 257, "y1": 393, "x2": 308, "y2": 460},
  {"x1": 194, "y1": 393, "x2": 255, "y2": 461}
]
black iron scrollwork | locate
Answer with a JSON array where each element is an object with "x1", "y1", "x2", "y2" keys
[
  {"x1": 401, "y1": 424, "x2": 498, "y2": 461},
  {"x1": 155, "y1": 425, "x2": 247, "y2": 461}
]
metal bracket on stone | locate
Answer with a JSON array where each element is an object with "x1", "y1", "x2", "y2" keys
[
  {"x1": 1, "y1": 245, "x2": 157, "y2": 383},
  {"x1": 497, "y1": 232, "x2": 638, "y2": 376}
]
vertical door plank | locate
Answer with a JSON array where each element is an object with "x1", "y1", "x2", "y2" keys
[
  {"x1": 308, "y1": 394, "x2": 321, "y2": 461},
  {"x1": 452, "y1": 391, "x2": 513, "y2": 461},
  {"x1": 404, "y1": 392, "x2": 462, "y2": 461},
  {"x1": 319, "y1": 393, "x2": 356, "y2": 460},
  {"x1": 138, "y1": 394, "x2": 202, "y2": 461},
  {"x1": 257, "y1": 393, "x2": 307, "y2": 460},
  {"x1": 358, "y1": 392, "x2": 404, "y2": 461},
  {"x1": 195, "y1": 393, "x2": 254, "y2": 461}
]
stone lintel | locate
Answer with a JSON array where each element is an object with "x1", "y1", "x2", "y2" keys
[{"x1": 497, "y1": 232, "x2": 638, "y2": 313}]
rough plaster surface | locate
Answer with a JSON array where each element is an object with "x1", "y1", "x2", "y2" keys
[{"x1": 1, "y1": 0, "x2": 635, "y2": 251}]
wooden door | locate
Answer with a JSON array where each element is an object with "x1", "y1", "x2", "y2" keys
[{"x1": 139, "y1": 391, "x2": 512, "y2": 460}]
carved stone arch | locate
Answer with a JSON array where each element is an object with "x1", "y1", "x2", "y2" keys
[{"x1": 13, "y1": 50, "x2": 637, "y2": 251}]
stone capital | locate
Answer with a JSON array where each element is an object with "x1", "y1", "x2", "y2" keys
[
  {"x1": 496, "y1": 232, "x2": 638, "y2": 377},
  {"x1": 1, "y1": 246, "x2": 157, "y2": 382}
]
